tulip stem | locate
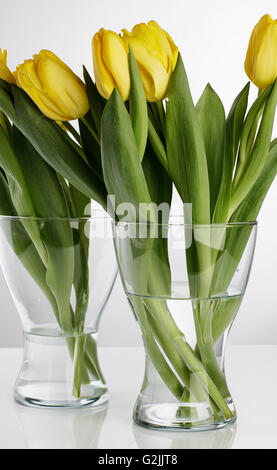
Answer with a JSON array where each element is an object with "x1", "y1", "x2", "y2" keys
[
  {"x1": 63, "y1": 121, "x2": 82, "y2": 145},
  {"x1": 80, "y1": 117, "x2": 100, "y2": 145},
  {"x1": 156, "y1": 101, "x2": 166, "y2": 134},
  {"x1": 148, "y1": 118, "x2": 168, "y2": 172}
]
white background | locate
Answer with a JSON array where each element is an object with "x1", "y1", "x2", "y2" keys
[{"x1": 0, "y1": 0, "x2": 277, "y2": 347}]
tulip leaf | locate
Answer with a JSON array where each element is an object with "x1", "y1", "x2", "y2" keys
[
  {"x1": 129, "y1": 47, "x2": 148, "y2": 161},
  {"x1": 196, "y1": 84, "x2": 225, "y2": 216},
  {"x1": 11, "y1": 127, "x2": 75, "y2": 333},
  {"x1": 148, "y1": 118, "x2": 168, "y2": 171},
  {"x1": 0, "y1": 172, "x2": 60, "y2": 322},
  {"x1": 68, "y1": 184, "x2": 90, "y2": 332},
  {"x1": 79, "y1": 118, "x2": 103, "y2": 181},
  {"x1": 213, "y1": 82, "x2": 250, "y2": 223},
  {"x1": 165, "y1": 54, "x2": 210, "y2": 224},
  {"x1": 101, "y1": 88, "x2": 152, "y2": 219},
  {"x1": 9, "y1": 85, "x2": 107, "y2": 209},
  {"x1": 231, "y1": 140, "x2": 277, "y2": 223},
  {"x1": 233, "y1": 85, "x2": 270, "y2": 186},
  {"x1": 83, "y1": 66, "x2": 105, "y2": 136},
  {"x1": 227, "y1": 82, "x2": 250, "y2": 169},
  {"x1": 0, "y1": 110, "x2": 11, "y2": 138},
  {"x1": 0, "y1": 124, "x2": 47, "y2": 264},
  {"x1": 212, "y1": 141, "x2": 277, "y2": 298},
  {"x1": 230, "y1": 79, "x2": 277, "y2": 216},
  {"x1": 142, "y1": 144, "x2": 172, "y2": 295},
  {"x1": 0, "y1": 79, "x2": 17, "y2": 124}
]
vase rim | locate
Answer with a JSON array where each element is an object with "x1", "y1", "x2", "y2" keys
[
  {"x1": 113, "y1": 219, "x2": 257, "y2": 228},
  {"x1": 0, "y1": 211, "x2": 111, "y2": 222}
]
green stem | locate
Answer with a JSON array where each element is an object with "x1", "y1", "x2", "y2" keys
[
  {"x1": 142, "y1": 297, "x2": 232, "y2": 419},
  {"x1": 133, "y1": 298, "x2": 184, "y2": 400},
  {"x1": 84, "y1": 334, "x2": 106, "y2": 384},
  {"x1": 63, "y1": 121, "x2": 82, "y2": 145},
  {"x1": 156, "y1": 101, "x2": 166, "y2": 134},
  {"x1": 148, "y1": 118, "x2": 168, "y2": 172},
  {"x1": 172, "y1": 337, "x2": 232, "y2": 419},
  {"x1": 81, "y1": 116, "x2": 100, "y2": 145},
  {"x1": 72, "y1": 334, "x2": 86, "y2": 397}
]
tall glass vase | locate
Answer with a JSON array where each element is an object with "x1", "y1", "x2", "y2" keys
[
  {"x1": 113, "y1": 219, "x2": 257, "y2": 430},
  {"x1": 0, "y1": 215, "x2": 117, "y2": 408}
]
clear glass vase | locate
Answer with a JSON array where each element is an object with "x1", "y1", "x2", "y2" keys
[
  {"x1": 113, "y1": 219, "x2": 257, "y2": 430},
  {"x1": 0, "y1": 215, "x2": 117, "y2": 408}
]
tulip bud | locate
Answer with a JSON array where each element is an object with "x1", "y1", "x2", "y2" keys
[
  {"x1": 245, "y1": 14, "x2": 277, "y2": 89},
  {"x1": 0, "y1": 49, "x2": 16, "y2": 84},
  {"x1": 122, "y1": 20, "x2": 178, "y2": 101},
  {"x1": 92, "y1": 29, "x2": 130, "y2": 101},
  {"x1": 15, "y1": 50, "x2": 89, "y2": 121}
]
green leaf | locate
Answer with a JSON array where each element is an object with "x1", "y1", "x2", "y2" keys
[
  {"x1": 83, "y1": 66, "x2": 105, "y2": 136},
  {"x1": 212, "y1": 141, "x2": 277, "y2": 298},
  {"x1": 11, "y1": 127, "x2": 75, "y2": 334},
  {"x1": 233, "y1": 86, "x2": 269, "y2": 185},
  {"x1": 148, "y1": 118, "x2": 168, "y2": 171},
  {"x1": 78, "y1": 118, "x2": 103, "y2": 181},
  {"x1": 229, "y1": 81, "x2": 277, "y2": 215},
  {"x1": 0, "y1": 110, "x2": 11, "y2": 138},
  {"x1": 142, "y1": 144, "x2": 172, "y2": 295},
  {"x1": 231, "y1": 140, "x2": 277, "y2": 222},
  {"x1": 10, "y1": 85, "x2": 107, "y2": 208},
  {"x1": 213, "y1": 82, "x2": 250, "y2": 223},
  {"x1": 68, "y1": 185, "x2": 90, "y2": 332},
  {"x1": 129, "y1": 47, "x2": 148, "y2": 160},
  {"x1": 101, "y1": 88, "x2": 152, "y2": 220},
  {"x1": 0, "y1": 124, "x2": 47, "y2": 264},
  {"x1": 196, "y1": 84, "x2": 225, "y2": 216},
  {"x1": 0, "y1": 172, "x2": 60, "y2": 322},
  {"x1": 165, "y1": 54, "x2": 210, "y2": 224},
  {"x1": 227, "y1": 82, "x2": 250, "y2": 168},
  {"x1": 0, "y1": 79, "x2": 17, "y2": 124}
]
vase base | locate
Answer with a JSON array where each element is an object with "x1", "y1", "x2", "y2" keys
[
  {"x1": 14, "y1": 382, "x2": 108, "y2": 409},
  {"x1": 134, "y1": 402, "x2": 236, "y2": 432}
]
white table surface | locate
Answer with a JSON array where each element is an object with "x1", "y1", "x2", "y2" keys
[{"x1": 0, "y1": 345, "x2": 276, "y2": 449}]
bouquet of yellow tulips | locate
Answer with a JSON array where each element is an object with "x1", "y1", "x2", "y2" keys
[{"x1": 0, "y1": 13, "x2": 277, "y2": 425}]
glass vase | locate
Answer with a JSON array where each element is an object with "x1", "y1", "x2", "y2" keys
[
  {"x1": 113, "y1": 219, "x2": 257, "y2": 430},
  {"x1": 0, "y1": 214, "x2": 117, "y2": 408}
]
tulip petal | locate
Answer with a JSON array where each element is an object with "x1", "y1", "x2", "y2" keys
[
  {"x1": 16, "y1": 60, "x2": 43, "y2": 90},
  {"x1": 125, "y1": 22, "x2": 171, "y2": 72},
  {"x1": 0, "y1": 63, "x2": 16, "y2": 84},
  {"x1": 0, "y1": 49, "x2": 16, "y2": 84},
  {"x1": 36, "y1": 57, "x2": 89, "y2": 119},
  {"x1": 0, "y1": 49, "x2": 7, "y2": 65},
  {"x1": 254, "y1": 23, "x2": 277, "y2": 88},
  {"x1": 245, "y1": 14, "x2": 277, "y2": 89},
  {"x1": 102, "y1": 31, "x2": 130, "y2": 101},
  {"x1": 123, "y1": 37, "x2": 169, "y2": 101},
  {"x1": 92, "y1": 32, "x2": 117, "y2": 100}
]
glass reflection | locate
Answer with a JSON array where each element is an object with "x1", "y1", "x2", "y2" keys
[
  {"x1": 15, "y1": 403, "x2": 108, "y2": 449},
  {"x1": 133, "y1": 422, "x2": 237, "y2": 449}
]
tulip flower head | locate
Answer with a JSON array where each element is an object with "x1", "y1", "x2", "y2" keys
[
  {"x1": 122, "y1": 20, "x2": 178, "y2": 101},
  {"x1": 15, "y1": 50, "x2": 89, "y2": 121},
  {"x1": 245, "y1": 14, "x2": 277, "y2": 89},
  {"x1": 92, "y1": 29, "x2": 130, "y2": 101},
  {"x1": 0, "y1": 49, "x2": 16, "y2": 84},
  {"x1": 92, "y1": 20, "x2": 178, "y2": 102}
]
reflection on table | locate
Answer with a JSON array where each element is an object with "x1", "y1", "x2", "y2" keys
[
  {"x1": 133, "y1": 422, "x2": 237, "y2": 449},
  {"x1": 15, "y1": 403, "x2": 108, "y2": 449}
]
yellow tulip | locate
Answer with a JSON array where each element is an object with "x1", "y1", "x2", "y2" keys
[
  {"x1": 92, "y1": 28, "x2": 130, "y2": 101},
  {"x1": 92, "y1": 21, "x2": 178, "y2": 102},
  {"x1": 245, "y1": 14, "x2": 277, "y2": 89},
  {"x1": 0, "y1": 49, "x2": 16, "y2": 84},
  {"x1": 15, "y1": 50, "x2": 89, "y2": 121},
  {"x1": 122, "y1": 20, "x2": 178, "y2": 101}
]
